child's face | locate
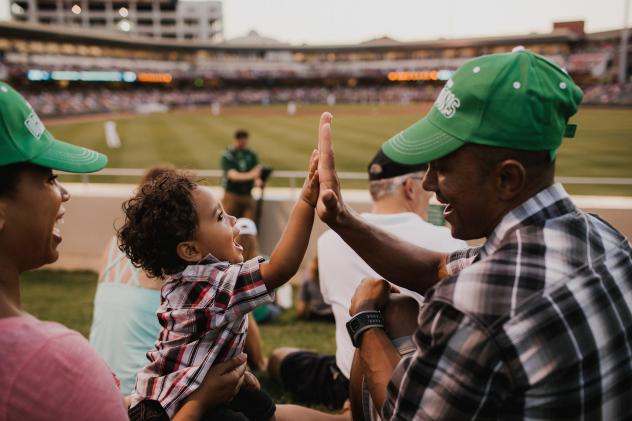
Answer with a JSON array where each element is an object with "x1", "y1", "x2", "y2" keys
[{"x1": 192, "y1": 186, "x2": 244, "y2": 263}]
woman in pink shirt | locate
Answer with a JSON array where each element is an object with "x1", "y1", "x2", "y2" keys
[{"x1": 0, "y1": 82, "x2": 247, "y2": 421}]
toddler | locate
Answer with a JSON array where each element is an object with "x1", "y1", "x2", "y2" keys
[{"x1": 118, "y1": 152, "x2": 318, "y2": 420}]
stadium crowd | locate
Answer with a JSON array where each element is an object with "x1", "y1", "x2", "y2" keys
[
  {"x1": 23, "y1": 86, "x2": 442, "y2": 117},
  {"x1": 2, "y1": 48, "x2": 632, "y2": 421},
  {"x1": 20, "y1": 83, "x2": 632, "y2": 118}
]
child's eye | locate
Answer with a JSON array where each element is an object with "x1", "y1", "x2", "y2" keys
[
  {"x1": 217, "y1": 212, "x2": 224, "y2": 221},
  {"x1": 48, "y1": 175, "x2": 59, "y2": 184}
]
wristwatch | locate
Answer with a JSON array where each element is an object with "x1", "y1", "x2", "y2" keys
[{"x1": 346, "y1": 310, "x2": 385, "y2": 348}]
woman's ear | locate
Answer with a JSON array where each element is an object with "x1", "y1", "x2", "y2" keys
[{"x1": 176, "y1": 241, "x2": 202, "y2": 263}]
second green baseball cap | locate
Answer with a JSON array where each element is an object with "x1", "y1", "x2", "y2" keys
[
  {"x1": 382, "y1": 49, "x2": 583, "y2": 164},
  {"x1": 0, "y1": 82, "x2": 107, "y2": 173}
]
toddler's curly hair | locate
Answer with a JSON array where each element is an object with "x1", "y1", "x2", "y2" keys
[{"x1": 118, "y1": 170, "x2": 199, "y2": 278}]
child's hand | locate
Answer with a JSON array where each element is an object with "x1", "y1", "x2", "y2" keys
[
  {"x1": 243, "y1": 371, "x2": 261, "y2": 392},
  {"x1": 301, "y1": 149, "x2": 320, "y2": 207}
]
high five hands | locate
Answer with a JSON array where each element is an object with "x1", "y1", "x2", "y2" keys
[{"x1": 316, "y1": 112, "x2": 347, "y2": 227}]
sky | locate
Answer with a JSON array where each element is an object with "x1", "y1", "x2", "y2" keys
[{"x1": 0, "y1": 0, "x2": 628, "y2": 45}]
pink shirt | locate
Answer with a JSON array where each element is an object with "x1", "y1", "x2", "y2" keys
[{"x1": 0, "y1": 315, "x2": 128, "y2": 421}]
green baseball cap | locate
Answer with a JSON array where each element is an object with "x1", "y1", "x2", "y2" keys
[
  {"x1": 382, "y1": 49, "x2": 583, "y2": 164},
  {"x1": 0, "y1": 82, "x2": 107, "y2": 172}
]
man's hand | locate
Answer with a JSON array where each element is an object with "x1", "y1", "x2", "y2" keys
[
  {"x1": 191, "y1": 353, "x2": 247, "y2": 407},
  {"x1": 300, "y1": 149, "x2": 320, "y2": 207},
  {"x1": 250, "y1": 165, "x2": 263, "y2": 179},
  {"x1": 173, "y1": 354, "x2": 247, "y2": 420},
  {"x1": 350, "y1": 278, "x2": 400, "y2": 316},
  {"x1": 316, "y1": 112, "x2": 347, "y2": 227}
]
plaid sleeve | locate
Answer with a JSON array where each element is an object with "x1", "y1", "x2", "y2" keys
[
  {"x1": 444, "y1": 246, "x2": 481, "y2": 277},
  {"x1": 212, "y1": 256, "x2": 273, "y2": 324},
  {"x1": 382, "y1": 300, "x2": 512, "y2": 420}
]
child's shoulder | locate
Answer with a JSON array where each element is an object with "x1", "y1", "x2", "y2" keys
[
  {"x1": 178, "y1": 260, "x2": 230, "y2": 282},
  {"x1": 175, "y1": 256, "x2": 264, "y2": 282}
]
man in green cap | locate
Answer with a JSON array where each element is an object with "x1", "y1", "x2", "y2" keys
[{"x1": 314, "y1": 49, "x2": 632, "y2": 420}]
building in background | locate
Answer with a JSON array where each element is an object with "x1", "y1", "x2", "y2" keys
[
  {"x1": 9, "y1": 0, "x2": 223, "y2": 41},
  {"x1": 0, "y1": 18, "x2": 629, "y2": 115}
]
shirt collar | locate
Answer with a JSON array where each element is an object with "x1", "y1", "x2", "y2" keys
[
  {"x1": 479, "y1": 183, "x2": 576, "y2": 259},
  {"x1": 171, "y1": 253, "x2": 225, "y2": 280}
]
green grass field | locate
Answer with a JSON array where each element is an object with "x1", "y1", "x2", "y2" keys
[
  {"x1": 47, "y1": 103, "x2": 632, "y2": 196},
  {"x1": 21, "y1": 269, "x2": 335, "y2": 406}
]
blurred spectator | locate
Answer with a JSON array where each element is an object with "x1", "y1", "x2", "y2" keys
[
  {"x1": 296, "y1": 256, "x2": 333, "y2": 321},
  {"x1": 221, "y1": 130, "x2": 261, "y2": 220},
  {"x1": 235, "y1": 217, "x2": 283, "y2": 325},
  {"x1": 89, "y1": 164, "x2": 174, "y2": 395}
]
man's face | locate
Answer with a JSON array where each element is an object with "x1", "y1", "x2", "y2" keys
[
  {"x1": 234, "y1": 136, "x2": 248, "y2": 149},
  {"x1": 422, "y1": 145, "x2": 502, "y2": 240}
]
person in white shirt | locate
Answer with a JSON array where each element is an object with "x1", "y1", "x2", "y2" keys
[{"x1": 267, "y1": 147, "x2": 466, "y2": 411}]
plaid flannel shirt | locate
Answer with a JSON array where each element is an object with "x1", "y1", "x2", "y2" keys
[
  {"x1": 383, "y1": 183, "x2": 632, "y2": 420},
  {"x1": 134, "y1": 256, "x2": 273, "y2": 417}
]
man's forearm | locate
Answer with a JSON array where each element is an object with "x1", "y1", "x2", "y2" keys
[
  {"x1": 333, "y1": 208, "x2": 445, "y2": 294},
  {"x1": 358, "y1": 328, "x2": 402, "y2": 413}
]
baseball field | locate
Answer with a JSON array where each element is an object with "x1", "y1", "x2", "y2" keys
[{"x1": 47, "y1": 103, "x2": 632, "y2": 196}]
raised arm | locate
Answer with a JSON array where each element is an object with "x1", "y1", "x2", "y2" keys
[
  {"x1": 316, "y1": 112, "x2": 445, "y2": 294},
  {"x1": 259, "y1": 150, "x2": 318, "y2": 289}
]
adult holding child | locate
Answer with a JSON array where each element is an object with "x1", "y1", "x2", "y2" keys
[
  {"x1": 0, "y1": 82, "x2": 255, "y2": 421},
  {"x1": 315, "y1": 50, "x2": 632, "y2": 420}
]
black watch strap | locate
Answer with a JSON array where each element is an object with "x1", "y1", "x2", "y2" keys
[{"x1": 346, "y1": 310, "x2": 385, "y2": 348}]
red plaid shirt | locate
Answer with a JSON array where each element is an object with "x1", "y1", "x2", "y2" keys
[{"x1": 133, "y1": 256, "x2": 273, "y2": 417}]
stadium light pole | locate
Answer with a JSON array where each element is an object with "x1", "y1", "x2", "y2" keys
[{"x1": 619, "y1": 0, "x2": 630, "y2": 83}]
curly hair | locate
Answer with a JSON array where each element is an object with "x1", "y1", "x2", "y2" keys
[{"x1": 117, "y1": 170, "x2": 199, "y2": 278}]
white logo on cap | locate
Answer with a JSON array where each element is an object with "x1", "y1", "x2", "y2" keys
[
  {"x1": 24, "y1": 112, "x2": 45, "y2": 140},
  {"x1": 434, "y1": 85, "x2": 461, "y2": 118}
]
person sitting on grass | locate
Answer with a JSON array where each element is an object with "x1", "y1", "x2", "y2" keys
[
  {"x1": 90, "y1": 164, "x2": 174, "y2": 396},
  {"x1": 236, "y1": 217, "x2": 283, "y2": 325},
  {"x1": 235, "y1": 216, "x2": 276, "y2": 372},
  {"x1": 296, "y1": 255, "x2": 333, "y2": 321},
  {"x1": 118, "y1": 153, "x2": 319, "y2": 421}
]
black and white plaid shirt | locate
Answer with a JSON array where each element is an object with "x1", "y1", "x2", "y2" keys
[{"x1": 383, "y1": 183, "x2": 632, "y2": 420}]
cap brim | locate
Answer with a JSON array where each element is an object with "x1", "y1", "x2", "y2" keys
[
  {"x1": 382, "y1": 116, "x2": 465, "y2": 165},
  {"x1": 30, "y1": 136, "x2": 108, "y2": 173}
]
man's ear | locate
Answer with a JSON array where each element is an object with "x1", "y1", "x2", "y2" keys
[
  {"x1": 494, "y1": 159, "x2": 527, "y2": 201},
  {"x1": 176, "y1": 240, "x2": 203, "y2": 263},
  {"x1": 402, "y1": 178, "x2": 416, "y2": 201}
]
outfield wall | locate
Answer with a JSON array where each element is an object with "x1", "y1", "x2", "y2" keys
[{"x1": 48, "y1": 183, "x2": 632, "y2": 279}]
